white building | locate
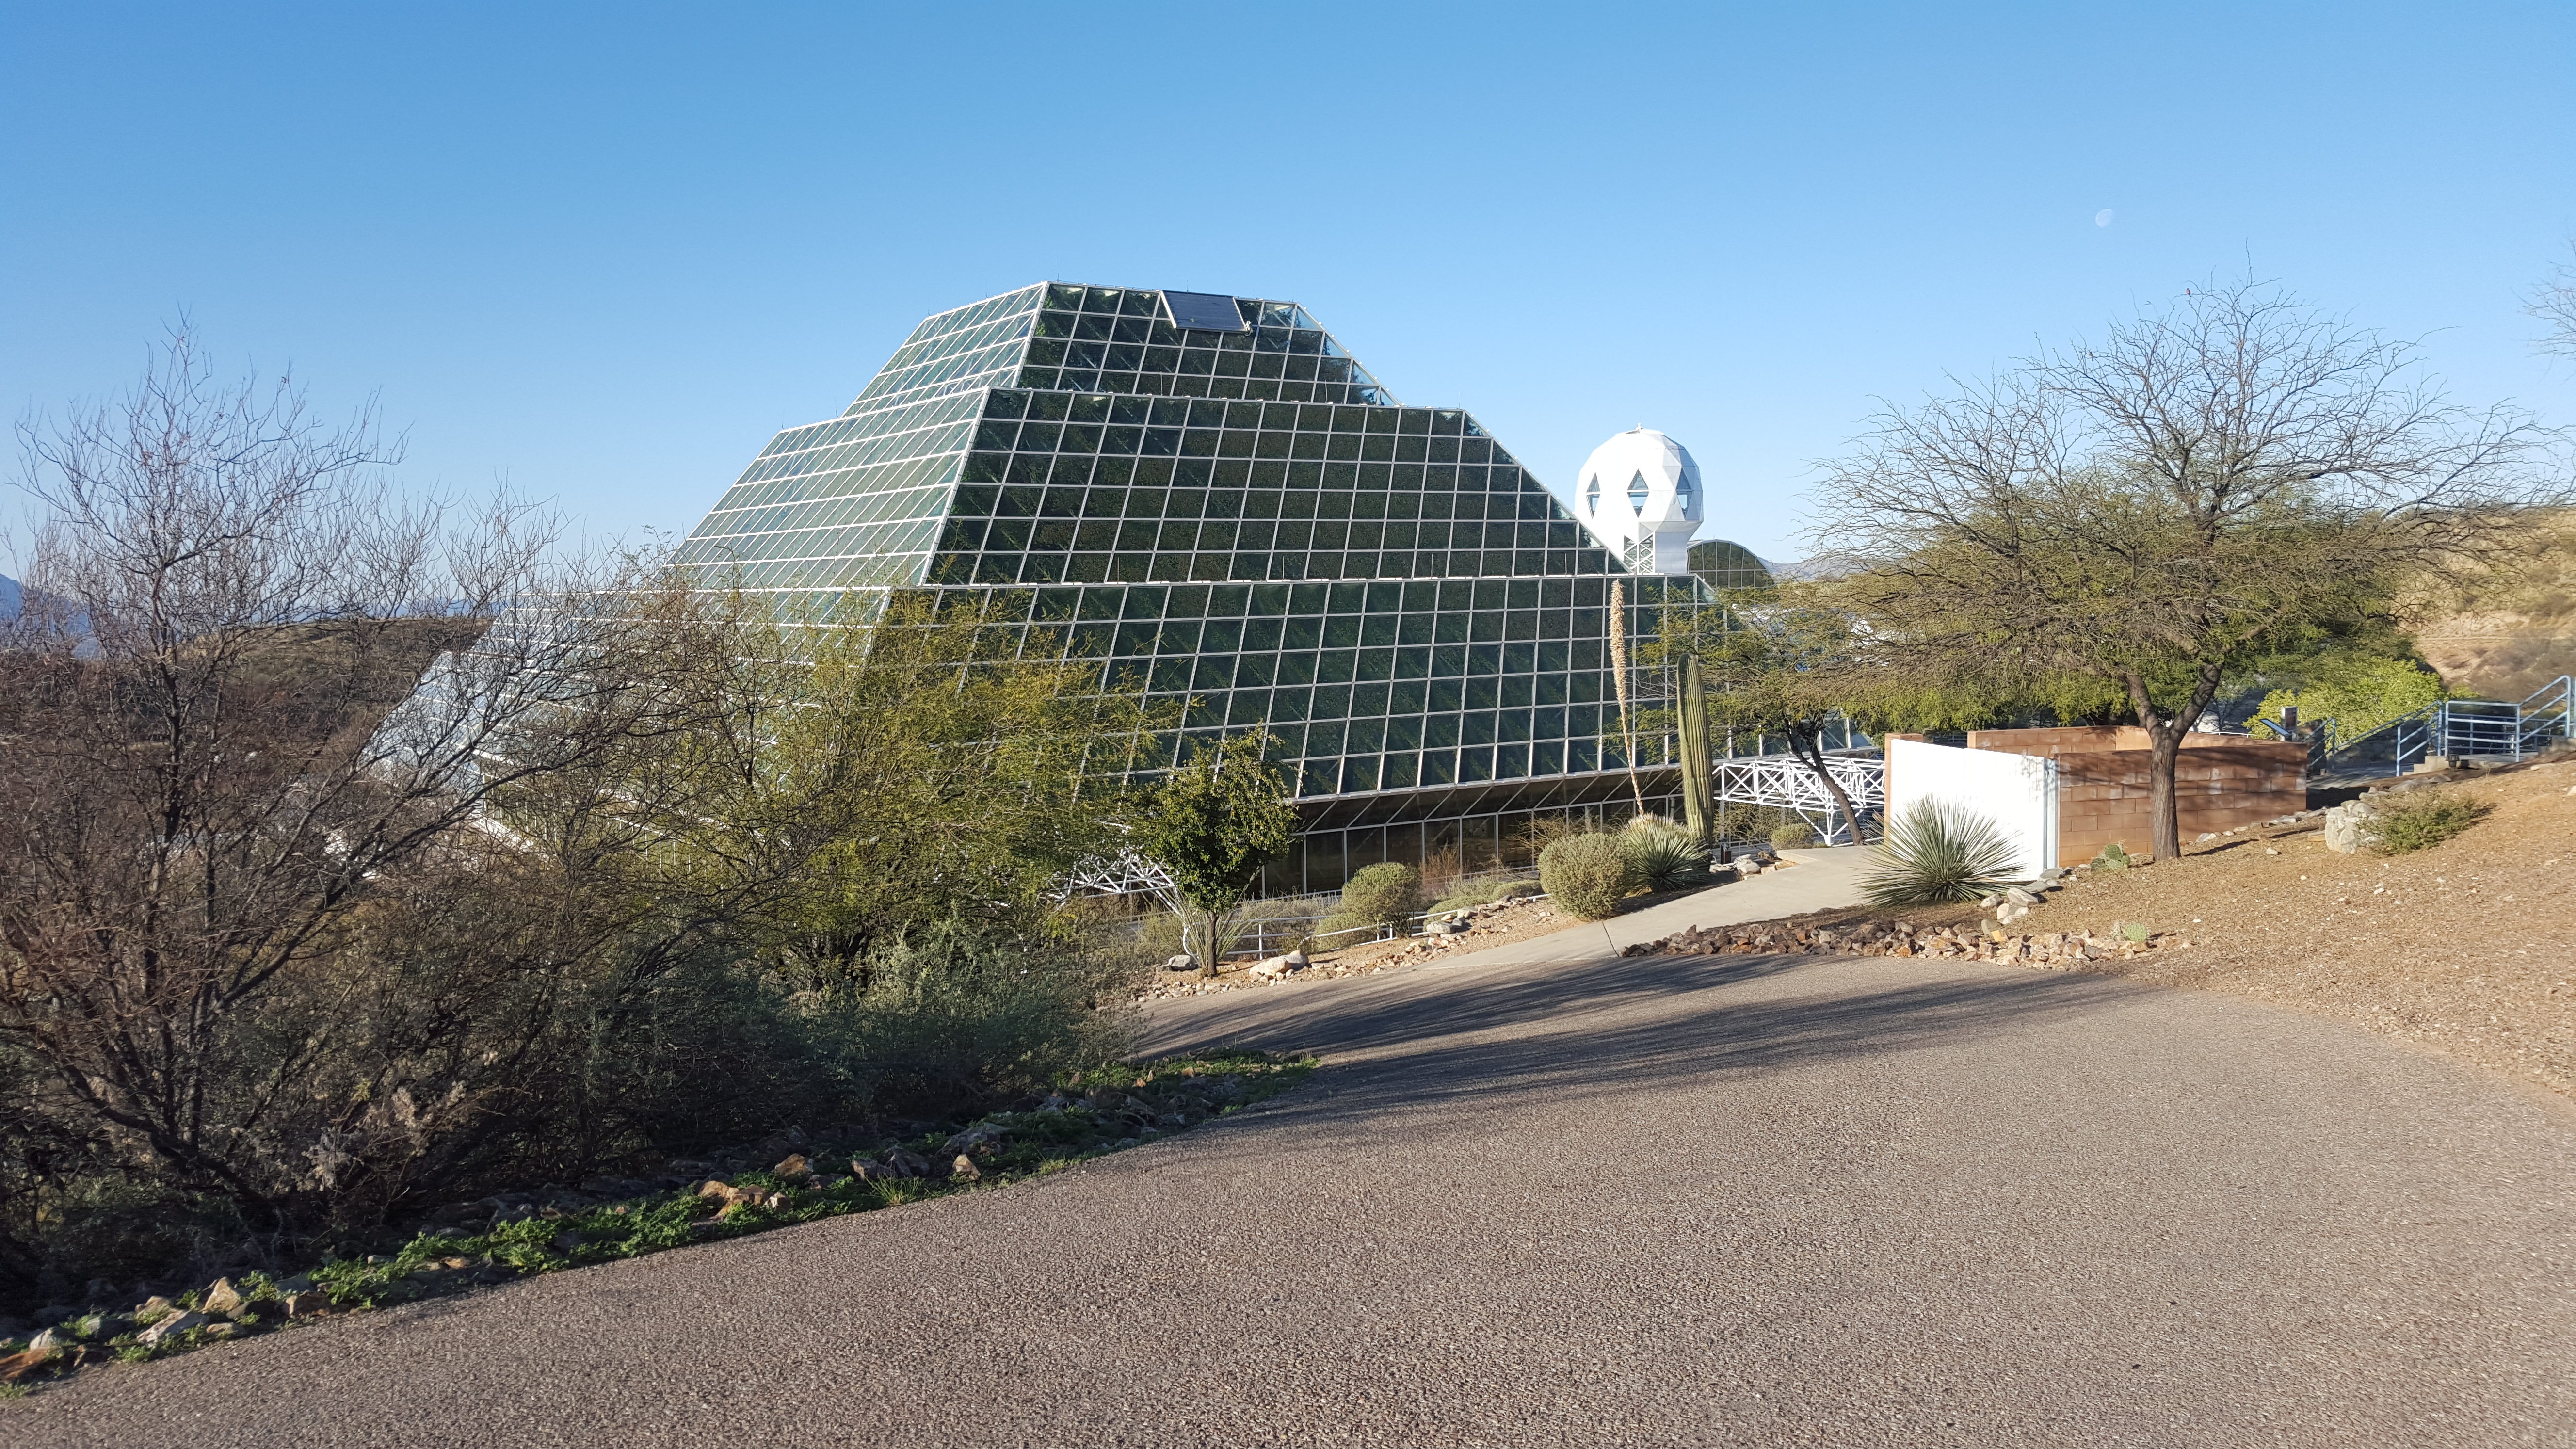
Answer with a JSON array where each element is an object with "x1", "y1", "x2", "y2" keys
[{"x1": 1572, "y1": 427, "x2": 1701, "y2": 575}]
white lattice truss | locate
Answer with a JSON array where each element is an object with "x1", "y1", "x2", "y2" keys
[
  {"x1": 1059, "y1": 843, "x2": 1183, "y2": 911},
  {"x1": 1713, "y1": 752, "x2": 1885, "y2": 844}
]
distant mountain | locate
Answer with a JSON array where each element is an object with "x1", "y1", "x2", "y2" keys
[{"x1": 0, "y1": 572, "x2": 20, "y2": 619}]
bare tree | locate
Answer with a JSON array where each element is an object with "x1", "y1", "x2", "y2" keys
[
  {"x1": 1813, "y1": 281, "x2": 2563, "y2": 863},
  {"x1": 2529, "y1": 240, "x2": 2576, "y2": 359},
  {"x1": 0, "y1": 332, "x2": 674, "y2": 1218}
]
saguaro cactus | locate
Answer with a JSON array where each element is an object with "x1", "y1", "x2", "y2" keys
[{"x1": 1679, "y1": 652, "x2": 1714, "y2": 846}]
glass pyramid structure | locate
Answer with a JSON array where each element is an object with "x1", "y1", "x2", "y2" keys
[{"x1": 673, "y1": 282, "x2": 1707, "y2": 893}]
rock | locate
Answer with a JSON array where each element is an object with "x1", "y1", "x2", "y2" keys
[
  {"x1": 201, "y1": 1277, "x2": 246, "y2": 1318},
  {"x1": 941, "y1": 1127, "x2": 1001, "y2": 1158},
  {"x1": 773, "y1": 1153, "x2": 812, "y2": 1179},
  {"x1": 2004, "y1": 887, "x2": 2039, "y2": 906},
  {"x1": 950, "y1": 1154, "x2": 982, "y2": 1182},
  {"x1": 550, "y1": 1229, "x2": 585, "y2": 1254},
  {"x1": 26, "y1": 1329, "x2": 59, "y2": 1355},
  {"x1": 274, "y1": 1272, "x2": 314, "y2": 1294},
  {"x1": 2322, "y1": 799, "x2": 2377, "y2": 854},
  {"x1": 0, "y1": 1349, "x2": 54, "y2": 1384},
  {"x1": 1163, "y1": 954, "x2": 1194, "y2": 972},
  {"x1": 885, "y1": 1149, "x2": 933, "y2": 1178},
  {"x1": 281, "y1": 1291, "x2": 329, "y2": 1318},
  {"x1": 137, "y1": 1310, "x2": 206, "y2": 1346},
  {"x1": 849, "y1": 1157, "x2": 889, "y2": 1181}
]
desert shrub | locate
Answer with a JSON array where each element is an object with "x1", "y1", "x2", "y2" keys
[
  {"x1": 1861, "y1": 799, "x2": 2023, "y2": 905},
  {"x1": 1540, "y1": 834, "x2": 1636, "y2": 919},
  {"x1": 1620, "y1": 820, "x2": 1713, "y2": 891},
  {"x1": 1337, "y1": 863, "x2": 1422, "y2": 930},
  {"x1": 2092, "y1": 841, "x2": 2132, "y2": 871},
  {"x1": 2370, "y1": 791, "x2": 2493, "y2": 854},
  {"x1": 818, "y1": 918, "x2": 1134, "y2": 1117},
  {"x1": 1770, "y1": 821, "x2": 1819, "y2": 850}
]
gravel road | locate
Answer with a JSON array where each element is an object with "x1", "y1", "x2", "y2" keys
[{"x1": 16, "y1": 943, "x2": 2574, "y2": 1447}]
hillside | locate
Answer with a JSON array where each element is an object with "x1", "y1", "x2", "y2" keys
[
  {"x1": 2408, "y1": 510, "x2": 2576, "y2": 701},
  {"x1": 2019, "y1": 757, "x2": 2576, "y2": 1100}
]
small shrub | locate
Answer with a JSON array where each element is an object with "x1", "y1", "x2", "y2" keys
[
  {"x1": 1539, "y1": 834, "x2": 1636, "y2": 919},
  {"x1": 1861, "y1": 799, "x2": 2023, "y2": 905},
  {"x1": 1337, "y1": 863, "x2": 1422, "y2": 929},
  {"x1": 1619, "y1": 821, "x2": 1712, "y2": 891},
  {"x1": 2092, "y1": 842, "x2": 2132, "y2": 872},
  {"x1": 2370, "y1": 792, "x2": 2492, "y2": 854},
  {"x1": 1770, "y1": 821, "x2": 1819, "y2": 850},
  {"x1": 2116, "y1": 920, "x2": 2150, "y2": 943}
]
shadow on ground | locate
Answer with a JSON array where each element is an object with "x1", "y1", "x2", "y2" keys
[{"x1": 1143, "y1": 951, "x2": 2145, "y2": 1124}]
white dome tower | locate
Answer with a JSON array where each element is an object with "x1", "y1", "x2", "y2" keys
[{"x1": 1572, "y1": 428, "x2": 1701, "y2": 574}]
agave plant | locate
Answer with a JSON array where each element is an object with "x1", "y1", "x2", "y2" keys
[{"x1": 1860, "y1": 798, "x2": 2022, "y2": 905}]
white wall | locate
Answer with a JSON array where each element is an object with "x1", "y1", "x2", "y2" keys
[{"x1": 1884, "y1": 738, "x2": 2058, "y2": 880}]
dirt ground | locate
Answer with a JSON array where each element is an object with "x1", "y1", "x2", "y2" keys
[{"x1": 1989, "y1": 756, "x2": 2576, "y2": 1100}]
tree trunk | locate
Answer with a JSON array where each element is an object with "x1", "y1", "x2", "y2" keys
[
  {"x1": 2124, "y1": 664, "x2": 2223, "y2": 866},
  {"x1": 1786, "y1": 724, "x2": 1868, "y2": 846},
  {"x1": 2143, "y1": 722, "x2": 2183, "y2": 864}
]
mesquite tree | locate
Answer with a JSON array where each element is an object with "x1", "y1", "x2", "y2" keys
[{"x1": 1812, "y1": 281, "x2": 2561, "y2": 863}]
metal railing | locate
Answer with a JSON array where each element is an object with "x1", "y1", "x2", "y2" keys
[{"x1": 2314, "y1": 675, "x2": 2573, "y2": 778}]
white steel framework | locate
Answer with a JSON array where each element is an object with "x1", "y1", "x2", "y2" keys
[{"x1": 1711, "y1": 751, "x2": 1885, "y2": 845}]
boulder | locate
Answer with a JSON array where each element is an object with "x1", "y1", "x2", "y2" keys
[
  {"x1": 849, "y1": 1157, "x2": 890, "y2": 1181},
  {"x1": 2322, "y1": 799, "x2": 2377, "y2": 854},
  {"x1": 136, "y1": 1310, "x2": 206, "y2": 1346},
  {"x1": 200, "y1": 1277, "x2": 245, "y2": 1318},
  {"x1": 1163, "y1": 954, "x2": 1195, "y2": 972},
  {"x1": 772, "y1": 1153, "x2": 812, "y2": 1180},
  {"x1": 885, "y1": 1149, "x2": 934, "y2": 1178},
  {"x1": 281, "y1": 1291, "x2": 329, "y2": 1318},
  {"x1": 25, "y1": 1329, "x2": 58, "y2": 1355},
  {"x1": 950, "y1": 1154, "x2": 982, "y2": 1182}
]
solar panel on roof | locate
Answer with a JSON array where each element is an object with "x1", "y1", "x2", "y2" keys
[{"x1": 1162, "y1": 290, "x2": 1249, "y2": 333}]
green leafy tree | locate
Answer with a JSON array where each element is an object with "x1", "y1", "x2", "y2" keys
[
  {"x1": 1129, "y1": 732, "x2": 1302, "y2": 977},
  {"x1": 526, "y1": 585, "x2": 1152, "y2": 993}
]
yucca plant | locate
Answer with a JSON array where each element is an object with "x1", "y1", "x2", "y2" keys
[
  {"x1": 1860, "y1": 799, "x2": 2022, "y2": 905},
  {"x1": 1620, "y1": 820, "x2": 1713, "y2": 891}
]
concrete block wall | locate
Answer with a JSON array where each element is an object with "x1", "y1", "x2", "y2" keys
[{"x1": 1964, "y1": 729, "x2": 2305, "y2": 865}]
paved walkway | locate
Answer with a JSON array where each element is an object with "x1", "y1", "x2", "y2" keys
[
  {"x1": 17, "y1": 903, "x2": 2574, "y2": 1446},
  {"x1": 1422, "y1": 845, "x2": 1873, "y2": 971}
]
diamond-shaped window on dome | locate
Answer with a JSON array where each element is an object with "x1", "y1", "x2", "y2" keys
[
  {"x1": 1675, "y1": 475, "x2": 1693, "y2": 512},
  {"x1": 1585, "y1": 474, "x2": 1600, "y2": 512},
  {"x1": 1628, "y1": 471, "x2": 1650, "y2": 513}
]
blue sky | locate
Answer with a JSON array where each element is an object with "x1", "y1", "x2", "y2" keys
[{"x1": 4, "y1": 1, "x2": 2570, "y2": 572}]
